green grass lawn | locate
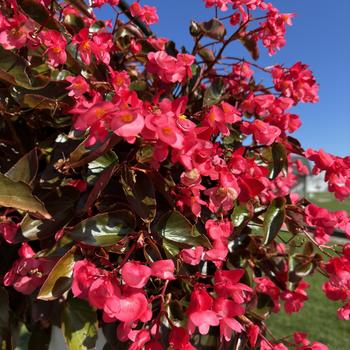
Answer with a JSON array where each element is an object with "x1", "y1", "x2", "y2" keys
[
  {"x1": 267, "y1": 273, "x2": 350, "y2": 349},
  {"x1": 307, "y1": 192, "x2": 350, "y2": 214}
]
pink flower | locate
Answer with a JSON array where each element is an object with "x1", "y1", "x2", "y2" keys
[
  {"x1": 180, "y1": 246, "x2": 203, "y2": 265},
  {"x1": 110, "y1": 109, "x2": 145, "y2": 142},
  {"x1": 169, "y1": 327, "x2": 195, "y2": 350},
  {"x1": 203, "y1": 0, "x2": 233, "y2": 12},
  {"x1": 4, "y1": 243, "x2": 54, "y2": 295},
  {"x1": 151, "y1": 260, "x2": 175, "y2": 280},
  {"x1": 121, "y1": 261, "x2": 151, "y2": 288},
  {"x1": 205, "y1": 219, "x2": 232, "y2": 241},
  {"x1": 103, "y1": 287, "x2": 151, "y2": 323},
  {"x1": 214, "y1": 269, "x2": 252, "y2": 303},
  {"x1": 0, "y1": 221, "x2": 19, "y2": 244},
  {"x1": 146, "y1": 51, "x2": 194, "y2": 84},
  {"x1": 72, "y1": 260, "x2": 100, "y2": 299},
  {"x1": 281, "y1": 280, "x2": 309, "y2": 314},
  {"x1": 66, "y1": 76, "x2": 90, "y2": 98},
  {"x1": 0, "y1": 13, "x2": 34, "y2": 50},
  {"x1": 272, "y1": 62, "x2": 319, "y2": 103},
  {"x1": 255, "y1": 277, "x2": 281, "y2": 312},
  {"x1": 187, "y1": 287, "x2": 219, "y2": 335},
  {"x1": 241, "y1": 120, "x2": 281, "y2": 146},
  {"x1": 130, "y1": 3, "x2": 158, "y2": 25},
  {"x1": 214, "y1": 297, "x2": 244, "y2": 341},
  {"x1": 40, "y1": 30, "x2": 67, "y2": 67}
]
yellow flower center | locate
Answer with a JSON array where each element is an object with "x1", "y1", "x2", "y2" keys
[
  {"x1": 162, "y1": 127, "x2": 173, "y2": 135},
  {"x1": 95, "y1": 108, "x2": 106, "y2": 119},
  {"x1": 121, "y1": 113, "x2": 134, "y2": 123}
]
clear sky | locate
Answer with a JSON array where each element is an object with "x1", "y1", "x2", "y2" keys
[{"x1": 100, "y1": 0, "x2": 350, "y2": 156}]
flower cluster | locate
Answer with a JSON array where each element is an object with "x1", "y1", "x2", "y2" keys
[{"x1": 0, "y1": 0, "x2": 343, "y2": 349}]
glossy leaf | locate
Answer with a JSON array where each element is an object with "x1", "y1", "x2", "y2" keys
[
  {"x1": 159, "y1": 211, "x2": 210, "y2": 248},
  {"x1": 198, "y1": 19, "x2": 226, "y2": 40},
  {"x1": 269, "y1": 142, "x2": 288, "y2": 179},
  {"x1": 0, "y1": 173, "x2": 51, "y2": 219},
  {"x1": 18, "y1": 0, "x2": 62, "y2": 30},
  {"x1": 0, "y1": 47, "x2": 49, "y2": 89},
  {"x1": 5, "y1": 148, "x2": 38, "y2": 185},
  {"x1": 203, "y1": 78, "x2": 224, "y2": 107},
  {"x1": 66, "y1": 0, "x2": 93, "y2": 19},
  {"x1": 61, "y1": 298, "x2": 97, "y2": 350},
  {"x1": 68, "y1": 210, "x2": 135, "y2": 246},
  {"x1": 240, "y1": 36, "x2": 259, "y2": 60},
  {"x1": 121, "y1": 165, "x2": 156, "y2": 223},
  {"x1": 231, "y1": 203, "x2": 251, "y2": 227},
  {"x1": 20, "y1": 186, "x2": 79, "y2": 240},
  {"x1": 37, "y1": 247, "x2": 78, "y2": 301},
  {"x1": 263, "y1": 197, "x2": 286, "y2": 245}
]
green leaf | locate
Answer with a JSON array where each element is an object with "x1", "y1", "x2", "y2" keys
[
  {"x1": 68, "y1": 210, "x2": 135, "y2": 247},
  {"x1": 129, "y1": 80, "x2": 147, "y2": 91},
  {"x1": 87, "y1": 151, "x2": 118, "y2": 184},
  {"x1": 203, "y1": 78, "x2": 224, "y2": 107},
  {"x1": 240, "y1": 36, "x2": 259, "y2": 60},
  {"x1": 18, "y1": 0, "x2": 62, "y2": 30},
  {"x1": 37, "y1": 247, "x2": 78, "y2": 301},
  {"x1": 0, "y1": 287, "x2": 9, "y2": 336},
  {"x1": 198, "y1": 19, "x2": 226, "y2": 41},
  {"x1": 263, "y1": 197, "x2": 286, "y2": 245},
  {"x1": 61, "y1": 298, "x2": 97, "y2": 350},
  {"x1": 66, "y1": 0, "x2": 93, "y2": 19},
  {"x1": 0, "y1": 173, "x2": 51, "y2": 219},
  {"x1": 269, "y1": 142, "x2": 288, "y2": 179},
  {"x1": 231, "y1": 203, "x2": 251, "y2": 227},
  {"x1": 0, "y1": 47, "x2": 49, "y2": 89},
  {"x1": 121, "y1": 165, "x2": 156, "y2": 223},
  {"x1": 20, "y1": 186, "x2": 79, "y2": 240},
  {"x1": 159, "y1": 211, "x2": 211, "y2": 248},
  {"x1": 64, "y1": 14, "x2": 85, "y2": 34},
  {"x1": 14, "y1": 322, "x2": 31, "y2": 350},
  {"x1": 5, "y1": 148, "x2": 38, "y2": 185},
  {"x1": 198, "y1": 47, "x2": 215, "y2": 63}
]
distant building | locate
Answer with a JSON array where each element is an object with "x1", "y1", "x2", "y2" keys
[{"x1": 293, "y1": 172, "x2": 328, "y2": 194}]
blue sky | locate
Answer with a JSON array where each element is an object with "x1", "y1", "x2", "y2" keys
[{"x1": 100, "y1": 0, "x2": 350, "y2": 156}]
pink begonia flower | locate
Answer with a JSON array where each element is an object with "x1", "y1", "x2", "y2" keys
[
  {"x1": 72, "y1": 259, "x2": 100, "y2": 299},
  {"x1": 214, "y1": 269, "x2": 252, "y2": 303},
  {"x1": 187, "y1": 287, "x2": 219, "y2": 335},
  {"x1": 146, "y1": 51, "x2": 194, "y2": 84},
  {"x1": 260, "y1": 340, "x2": 288, "y2": 350},
  {"x1": 205, "y1": 219, "x2": 232, "y2": 241},
  {"x1": 214, "y1": 297, "x2": 244, "y2": 341},
  {"x1": 180, "y1": 246, "x2": 203, "y2": 266},
  {"x1": 272, "y1": 62, "x2": 319, "y2": 103},
  {"x1": 110, "y1": 109, "x2": 145, "y2": 142},
  {"x1": 241, "y1": 120, "x2": 281, "y2": 146},
  {"x1": 0, "y1": 221, "x2": 19, "y2": 244},
  {"x1": 92, "y1": 0, "x2": 120, "y2": 8},
  {"x1": 130, "y1": 3, "x2": 159, "y2": 25},
  {"x1": 0, "y1": 12, "x2": 34, "y2": 50},
  {"x1": 66, "y1": 76, "x2": 90, "y2": 98},
  {"x1": 255, "y1": 276, "x2": 281, "y2": 312},
  {"x1": 151, "y1": 260, "x2": 175, "y2": 280},
  {"x1": 121, "y1": 261, "x2": 151, "y2": 288},
  {"x1": 103, "y1": 288, "x2": 150, "y2": 323},
  {"x1": 281, "y1": 280, "x2": 309, "y2": 314},
  {"x1": 203, "y1": 0, "x2": 233, "y2": 12},
  {"x1": 247, "y1": 324, "x2": 260, "y2": 347},
  {"x1": 294, "y1": 332, "x2": 329, "y2": 350},
  {"x1": 4, "y1": 243, "x2": 54, "y2": 295},
  {"x1": 40, "y1": 30, "x2": 67, "y2": 67},
  {"x1": 169, "y1": 327, "x2": 195, "y2": 350}
]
